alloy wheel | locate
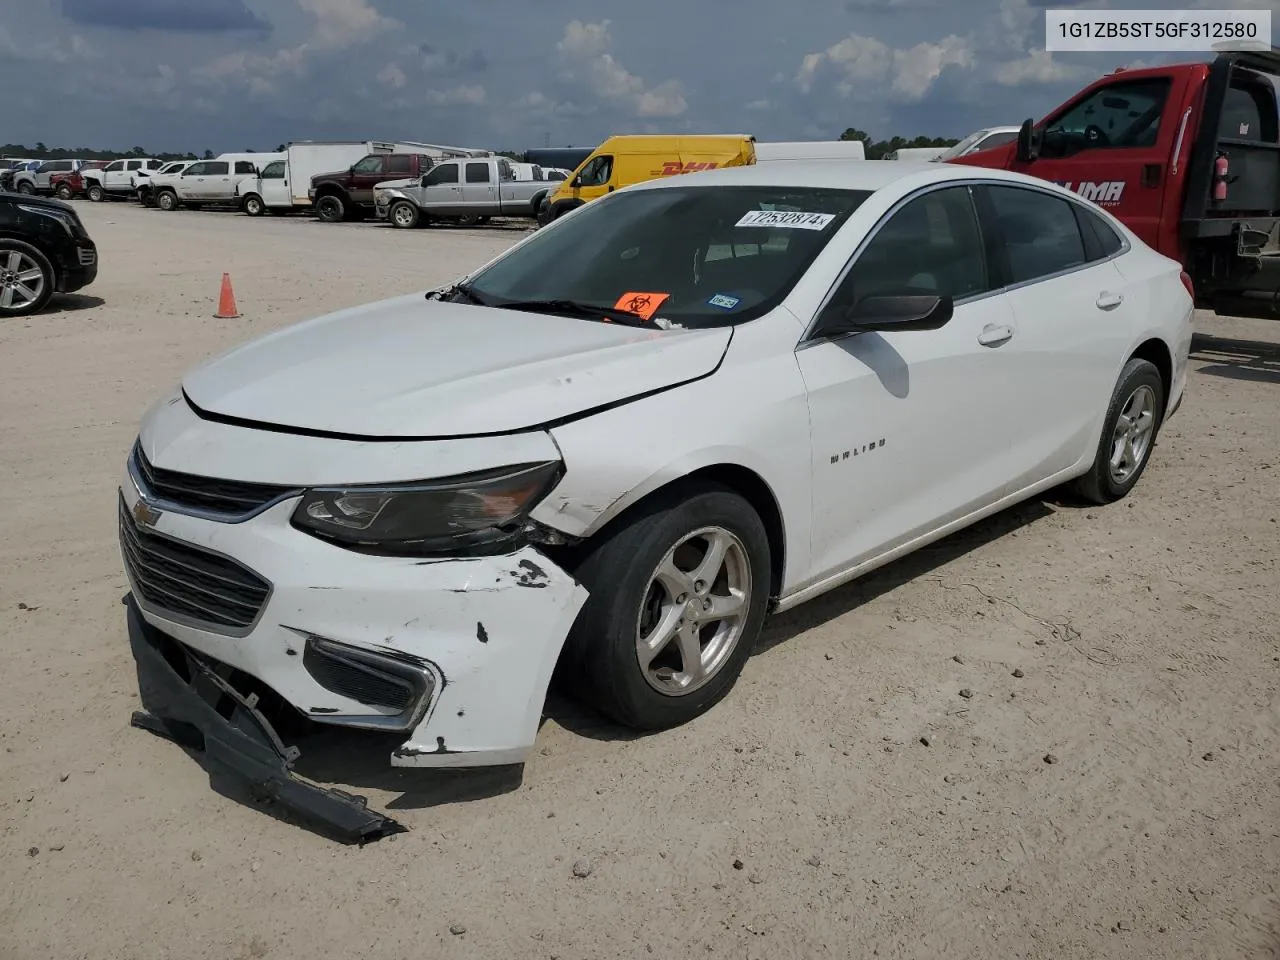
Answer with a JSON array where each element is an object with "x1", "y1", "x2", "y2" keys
[
  {"x1": 635, "y1": 526, "x2": 752, "y2": 696},
  {"x1": 1109, "y1": 384, "x2": 1156, "y2": 484},
  {"x1": 0, "y1": 250, "x2": 47, "y2": 312}
]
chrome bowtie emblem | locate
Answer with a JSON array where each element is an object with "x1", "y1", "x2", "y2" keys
[{"x1": 132, "y1": 497, "x2": 162, "y2": 528}]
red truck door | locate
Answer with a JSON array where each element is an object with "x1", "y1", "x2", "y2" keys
[{"x1": 959, "y1": 69, "x2": 1196, "y2": 256}]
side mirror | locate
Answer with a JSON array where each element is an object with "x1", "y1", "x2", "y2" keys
[
  {"x1": 420, "y1": 175, "x2": 430, "y2": 187},
  {"x1": 1015, "y1": 118, "x2": 1041, "y2": 163},
  {"x1": 812, "y1": 294, "x2": 953, "y2": 339},
  {"x1": 570, "y1": 175, "x2": 582, "y2": 188}
]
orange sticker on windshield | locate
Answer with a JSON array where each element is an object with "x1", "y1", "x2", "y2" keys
[{"x1": 614, "y1": 292, "x2": 669, "y2": 320}]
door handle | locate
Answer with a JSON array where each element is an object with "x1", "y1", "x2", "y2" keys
[
  {"x1": 977, "y1": 323, "x2": 1014, "y2": 347},
  {"x1": 1095, "y1": 291, "x2": 1125, "y2": 310}
]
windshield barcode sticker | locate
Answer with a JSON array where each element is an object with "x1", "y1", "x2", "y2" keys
[{"x1": 736, "y1": 210, "x2": 835, "y2": 230}]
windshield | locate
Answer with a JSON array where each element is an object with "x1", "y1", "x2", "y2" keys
[
  {"x1": 465, "y1": 185, "x2": 872, "y2": 328},
  {"x1": 936, "y1": 131, "x2": 989, "y2": 161}
]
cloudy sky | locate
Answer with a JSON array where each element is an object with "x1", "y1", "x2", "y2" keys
[{"x1": 1, "y1": 0, "x2": 1270, "y2": 154}]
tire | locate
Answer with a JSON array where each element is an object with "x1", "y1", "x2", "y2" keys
[
  {"x1": 315, "y1": 194, "x2": 345, "y2": 223},
  {"x1": 16, "y1": 182, "x2": 35, "y2": 195},
  {"x1": 86, "y1": 184, "x2": 104, "y2": 202},
  {"x1": 0, "y1": 240, "x2": 56, "y2": 317},
  {"x1": 242, "y1": 194, "x2": 264, "y2": 216},
  {"x1": 156, "y1": 190, "x2": 178, "y2": 211},
  {"x1": 1074, "y1": 357, "x2": 1165, "y2": 505},
  {"x1": 389, "y1": 200, "x2": 419, "y2": 228},
  {"x1": 562, "y1": 483, "x2": 772, "y2": 730},
  {"x1": 55, "y1": 184, "x2": 74, "y2": 201}
]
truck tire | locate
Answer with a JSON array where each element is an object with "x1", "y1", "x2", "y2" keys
[
  {"x1": 0, "y1": 239, "x2": 56, "y2": 317},
  {"x1": 86, "y1": 184, "x2": 105, "y2": 202},
  {"x1": 242, "y1": 194, "x2": 265, "y2": 217},
  {"x1": 315, "y1": 194, "x2": 345, "y2": 223},
  {"x1": 55, "y1": 183, "x2": 74, "y2": 201},
  {"x1": 389, "y1": 201, "x2": 420, "y2": 228},
  {"x1": 156, "y1": 190, "x2": 178, "y2": 211},
  {"x1": 16, "y1": 182, "x2": 35, "y2": 196}
]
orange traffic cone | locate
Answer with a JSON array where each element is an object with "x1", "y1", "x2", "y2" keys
[{"x1": 214, "y1": 272, "x2": 240, "y2": 318}]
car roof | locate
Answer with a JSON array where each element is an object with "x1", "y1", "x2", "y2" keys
[{"x1": 630, "y1": 159, "x2": 1063, "y2": 197}]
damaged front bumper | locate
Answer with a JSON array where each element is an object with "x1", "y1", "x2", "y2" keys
[{"x1": 126, "y1": 600, "x2": 405, "y2": 844}]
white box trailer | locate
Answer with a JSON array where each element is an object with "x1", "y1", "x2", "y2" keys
[{"x1": 754, "y1": 140, "x2": 866, "y2": 161}]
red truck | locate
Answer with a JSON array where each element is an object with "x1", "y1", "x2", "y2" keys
[
  {"x1": 308, "y1": 152, "x2": 438, "y2": 223},
  {"x1": 952, "y1": 50, "x2": 1280, "y2": 320}
]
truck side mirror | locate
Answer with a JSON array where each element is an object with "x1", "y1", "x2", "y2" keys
[{"x1": 1015, "y1": 118, "x2": 1041, "y2": 163}]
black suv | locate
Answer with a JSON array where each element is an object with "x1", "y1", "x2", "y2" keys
[{"x1": 0, "y1": 191, "x2": 98, "y2": 316}]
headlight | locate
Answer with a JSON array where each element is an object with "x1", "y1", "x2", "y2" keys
[
  {"x1": 291, "y1": 461, "x2": 562, "y2": 555},
  {"x1": 18, "y1": 204, "x2": 79, "y2": 237}
]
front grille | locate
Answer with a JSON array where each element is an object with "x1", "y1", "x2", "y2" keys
[
  {"x1": 303, "y1": 638, "x2": 420, "y2": 712},
  {"x1": 131, "y1": 442, "x2": 298, "y2": 519},
  {"x1": 119, "y1": 495, "x2": 271, "y2": 633}
]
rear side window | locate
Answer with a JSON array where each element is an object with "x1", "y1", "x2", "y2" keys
[
  {"x1": 984, "y1": 185, "x2": 1087, "y2": 284},
  {"x1": 126, "y1": 160, "x2": 142, "y2": 171},
  {"x1": 466, "y1": 162, "x2": 491, "y2": 183},
  {"x1": 1073, "y1": 204, "x2": 1125, "y2": 260},
  {"x1": 385, "y1": 154, "x2": 413, "y2": 174}
]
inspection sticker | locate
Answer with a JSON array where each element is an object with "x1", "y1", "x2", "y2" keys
[
  {"x1": 707, "y1": 294, "x2": 741, "y2": 310},
  {"x1": 736, "y1": 209, "x2": 834, "y2": 230}
]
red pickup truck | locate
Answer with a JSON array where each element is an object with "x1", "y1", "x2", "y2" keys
[{"x1": 953, "y1": 50, "x2": 1280, "y2": 320}]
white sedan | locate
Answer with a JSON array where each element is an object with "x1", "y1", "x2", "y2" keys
[{"x1": 119, "y1": 161, "x2": 1191, "y2": 794}]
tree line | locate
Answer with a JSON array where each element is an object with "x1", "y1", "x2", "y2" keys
[
  {"x1": 5, "y1": 133, "x2": 960, "y2": 165},
  {"x1": 838, "y1": 129, "x2": 960, "y2": 159}
]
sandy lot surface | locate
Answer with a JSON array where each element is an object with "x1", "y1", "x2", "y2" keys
[{"x1": 2, "y1": 200, "x2": 1278, "y2": 960}]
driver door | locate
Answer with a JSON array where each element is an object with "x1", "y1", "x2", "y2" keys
[
  {"x1": 1010, "y1": 74, "x2": 1186, "y2": 251},
  {"x1": 570, "y1": 153, "x2": 614, "y2": 205},
  {"x1": 795, "y1": 184, "x2": 1021, "y2": 582},
  {"x1": 259, "y1": 160, "x2": 291, "y2": 207}
]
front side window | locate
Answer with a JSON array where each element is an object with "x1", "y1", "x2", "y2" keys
[
  {"x1": 352, "y1": 155, "x2": 384, "y2": 174},
  {"x1": 828, "y1": 186, "x2": 990, "y2": 315},
  {"x1": 424, "y1": 163, "x2": 459, "y2": 185},
  {"x1": 465, "y1": 185, "x2": 872, "y2": 328},
  {"x1": 575, "y1": 155, "x2": 613, "y2": 187},
  {"x1": 261, "y1": 161, "x2": 286, "y2": 179},
  {"x1": 184, "y1": 163, "x2": 208, "y2": 176},
  {"x1": 1041, "y1": 78, "x2": 1171, "y2": 156},
  {"x1": 985, "y1": 185, "x2": 1087, "y2": 283},
  {"x1": 465, "y1": 162, "x2": 490, "y2": 184},
  {"x1": 205, "y1": 162, "x2": 230, "y2": 175},
  {"x1": 106, "y1": 160, "x2": 126, "y2": 172}
]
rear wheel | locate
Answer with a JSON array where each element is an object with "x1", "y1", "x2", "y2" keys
[
  {"x1": 315, "y1": 194, "x2": 345, "y2": 223},
  {"x1": 1074, "y1": 357, "x2": 1165, "y2": 504},
  {"x1": 242, "y1": 194, "x2": 264, "y2": 216},
  {"x1": 563, "y1": 484, "x2": 771, "y2": 730},
  {"x1": 0, "y1": 241, "x2": 55, "y2": 317},
  {"x1": 156, "y1": 190, "x2": 178, "y2": 211},
  {"x1": 389, "y1": 200, "x2": 419, "y2": 228},
  {"x1": 86, "y1": 184, "x2": 105, "y2": 202}
]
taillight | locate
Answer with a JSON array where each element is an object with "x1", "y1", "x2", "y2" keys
[{"x1": 1179, "y1": 270, "x2": 1195, "y2": 300}]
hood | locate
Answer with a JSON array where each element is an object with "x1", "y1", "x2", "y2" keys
[
  {"x1": 181, "y1": 293, "x2": 732, "y2": 438},
  {"x1": 374, "y1": 178, "x2": 416, "y2": 192},
  {"x1": 5, "y1": 192, "x2": 75, "y2": 213}
]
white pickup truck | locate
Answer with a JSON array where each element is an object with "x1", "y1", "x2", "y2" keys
[
  {"x1": 81, "y1": 158, "x2": 164, "y2": 201},
  {"x1": 372, "y1": 156, "x2": 548, "y2": 228},
  {"x1": 150, "y1": 153, "x2": 284, "y2": 211}
]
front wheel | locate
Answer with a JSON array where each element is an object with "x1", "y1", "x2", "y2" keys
[
  {"x1": 16, "y1": 182, "x2": 35, "y2": 195},
  {"x1": 55, "y1": 184, "x2": 74, "y2": 201},
  {"x1": 86, "y1": 184, "x2": 104, "y2": 202},
  {"x1": 315, "y1": 194, "x2": 345, "y2": 223},
  {"x1": 242, "y1": 194, "x2": 264, "y2": 216},
  {"x1": 156, "y1": 190, "x2": 178, "y2": 211},
  {"x1": 0, "y1": 240, "x2": 55, "y2": 317},
  {"x1": 1074, "y1": 357, "x2": 1165, "y2": 504},
  {"x1": 563, "y1": 484, "x2": 772, "y2": 730},
  {"x1": 389, "y1": 200, "x2": 419, "y2": 228}
]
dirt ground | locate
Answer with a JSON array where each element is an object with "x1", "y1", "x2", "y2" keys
[{"x1": 2, "y1": 200, "x2": 1278, "y2": 960}]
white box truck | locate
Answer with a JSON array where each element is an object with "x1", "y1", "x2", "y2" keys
[{"x1": 235, "y1": 141, "x2": 446, "y2": 216}]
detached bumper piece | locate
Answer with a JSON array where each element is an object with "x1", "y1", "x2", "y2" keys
[{"x1": 125, "y1": 601, "x2": 406, "y2": 844}]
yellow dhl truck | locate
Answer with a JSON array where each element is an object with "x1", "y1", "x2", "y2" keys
[{"x1": 535, "y1": 134, "x2": 757, "y2": 226}]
